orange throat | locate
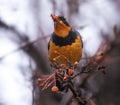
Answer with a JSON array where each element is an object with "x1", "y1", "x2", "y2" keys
[{"x1": 54, "y1": 23, "x2": 71, "y2": 37}]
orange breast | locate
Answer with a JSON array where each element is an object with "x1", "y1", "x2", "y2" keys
[{"x1": 48, "y1": 36, "x2": 82, "y2": 65}]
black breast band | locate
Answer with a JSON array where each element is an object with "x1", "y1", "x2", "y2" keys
[{"x1": 51, "y1": 30, "x2": 78, "y2": 47}]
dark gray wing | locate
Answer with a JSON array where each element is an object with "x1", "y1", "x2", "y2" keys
[{"x1": 72, "y1": 29, "x2": 83, "y2": 48}]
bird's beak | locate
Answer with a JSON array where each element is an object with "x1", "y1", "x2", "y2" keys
[{"x1": 51, "y1": 14, "x2": 58, "y2": 21}]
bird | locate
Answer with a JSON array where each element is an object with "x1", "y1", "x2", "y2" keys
[{"x1": 48, "y1": 14, "x2": 83, "y2": 67}]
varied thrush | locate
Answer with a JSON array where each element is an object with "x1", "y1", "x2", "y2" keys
[{"x1": 48, "y1": 14, "x2": 83, "y2": 66}]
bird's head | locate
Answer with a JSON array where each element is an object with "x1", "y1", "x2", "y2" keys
[{"x1": 51, "y1": 14, "x2": 71, "y2": 37}]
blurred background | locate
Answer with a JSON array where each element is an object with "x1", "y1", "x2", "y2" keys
[{"x1": 0, "y1": 0, "x2": 120, "y2": 105}]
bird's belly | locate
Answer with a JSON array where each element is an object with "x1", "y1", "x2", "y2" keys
[{"x1": 48, "y1": 37, "x2": 82, "y2": 65}]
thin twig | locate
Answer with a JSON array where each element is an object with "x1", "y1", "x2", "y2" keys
[{"x1": 0, "y1": 35, "x2": 50, "y2": 60}]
